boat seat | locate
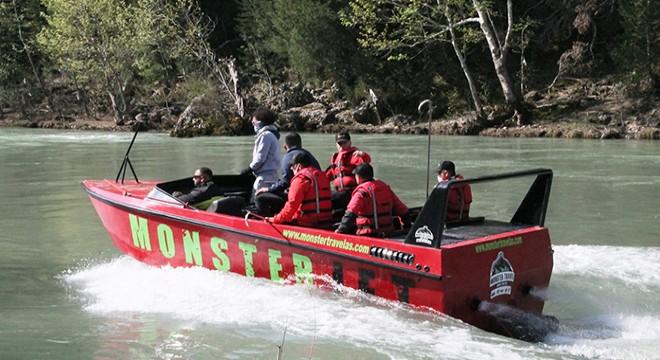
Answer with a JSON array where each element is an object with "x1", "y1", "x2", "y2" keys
[
  {"x1": 207, "y1": 196, "x2": 245, "y2": 216},
  {"x1": 224, "y1": 191, "x2": 251, "y2": 201},
  {"x1": 192, "y1": 196, "x2": 224, "y2": 210}
]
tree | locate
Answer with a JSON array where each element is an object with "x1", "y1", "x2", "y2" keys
[
  {"x1": 38, "y1": 0, "x2": 142, "y2": 124},
  {"x1": 343, "y1": 0, "x2": 526, "y2": 118},
  {"x1": 0, "y1": 0, "x2": 48, "y2": 118},
  {"x1": 471, "y1": 0, "x2": 518, "y2": 104},
  {"x1": 0, "y1": 1, "x2": 23, "y2": 116},
  {"x1": 237, "y1": 0, "x2": 371, "y2": 98},
  {"x1": 611, "y1": 0, "x2": 660, "y2": 88},
  {"x1": 37, "y1": 0, "x2": 240, "y2": 123}
]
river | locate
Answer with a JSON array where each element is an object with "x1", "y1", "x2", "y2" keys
[{"x1": 0, "y1": 128, "x2": 658, "y2": 359}]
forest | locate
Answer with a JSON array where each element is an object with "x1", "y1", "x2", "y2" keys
[{"x1": 0, "y1": 0, "x2": 658, "y2": 138}]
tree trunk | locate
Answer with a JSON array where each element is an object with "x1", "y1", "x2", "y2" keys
[
  {"x1": 107, "y1": 91, "x2": 124, "y2": 126},
  {"x1": 448, "y1": 21, "x2": 484, "y2": 118},
  {"x1": 226, "y1": 58, "x2": 245, "y2": 118},
  {"x1": 473, "y1": 0, "x2": 518, "y2": 104}
]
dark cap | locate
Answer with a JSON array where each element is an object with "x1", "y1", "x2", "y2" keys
[
  {"x1": 436, "y1": 160, "x2": 455, "y2": 175},
  {"x1": 353, "y1": 162, "x2": 373, "y2": 179},
  {"x1": 289, "y1": 152, "x2": 312, "y2": 167},
  {"x1": 335, "y1": 131, "x2": 351, "y2": 143}
]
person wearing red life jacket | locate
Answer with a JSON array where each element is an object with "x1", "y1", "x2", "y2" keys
[
  {"x1": 335, "y1": 163, "x2": 410, "y2": 237},
  {"x1": 325, "y1": 131, "x2": 371, "y2": 209},
  {"x1": 437, "y1": 160, "x2": 472, "y2": 222},
  {"x1": 267, "y1": 152, "x2": 333, "y2": 228}
]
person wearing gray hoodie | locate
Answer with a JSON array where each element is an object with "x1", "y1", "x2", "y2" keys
[{"x1": 241, "y1": 107, "x2": 282, "y2": 200}]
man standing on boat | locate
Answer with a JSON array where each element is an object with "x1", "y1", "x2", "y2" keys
[
  {"x1": 241, "y1": 107, "x2": 282, "y2": 200},
  {"x1": 326, "y1": 131, "x2": 371, "y2": 209},
  {"x1": 335, "y1": 163, "x2": 410, "y2": 237},
  {"x1": 173, "y1": 167, "x2": 223, "y2": 210},
  {"x1": 437, "y1": 160, "x2": 472, "y2": 222},
  {"x1": 266, "y1": 152, "x2": 332, "y2": 228},
  {"x1": 254, "y1": 132, "x2": 321, "y2": 216}
]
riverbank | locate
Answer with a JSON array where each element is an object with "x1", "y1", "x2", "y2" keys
[
  {"x1": 2, "y1": 79, "x2": 658, "y2": 139},
  {"x1": 4, "y1": 109, "x2": 656, "y2": 140}
]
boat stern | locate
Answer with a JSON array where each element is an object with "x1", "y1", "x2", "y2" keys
[{"x1": 440, "y1": 226, "x2": 554, "y2": 340}]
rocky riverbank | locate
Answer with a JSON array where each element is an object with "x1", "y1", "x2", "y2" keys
[{"x1": 2, "y1": 79, "x2": 658, "y2": 139}]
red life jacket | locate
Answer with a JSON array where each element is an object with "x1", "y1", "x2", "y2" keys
[
  {"x1": 291, "y1": 167, "x2": 333, "y2": 227},
  {"x1": 327, "y1": 147, "x2": 371, "y2": 190},
  {"x1": 351, "y1": 180, "x2": 396, "y2": 236},
  {"x1": 446, "y1": 174, "x2": 472, "y2": 222}
]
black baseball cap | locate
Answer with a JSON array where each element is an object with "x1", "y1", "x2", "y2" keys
[{"x1": 335, "y1": 131, "x2": 350, "y2": 143}]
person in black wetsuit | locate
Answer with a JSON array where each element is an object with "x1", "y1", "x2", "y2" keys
[{"x1": 173, "y1": 167, "x2": 223, "y2": 209}]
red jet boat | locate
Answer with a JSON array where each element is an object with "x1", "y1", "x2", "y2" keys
[{"x1": 81, "y1": 135, "x2": 557, "y2": 341}]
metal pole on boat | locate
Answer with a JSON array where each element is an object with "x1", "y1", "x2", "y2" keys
[
  {"x1": 418, "y1": 99, "x2": 433, "y2": 198},
  {"x1": 115, "y1": 123, "x2": 141, "y2": 184},
  {"x1": 244, "y1": 211, "x2": 289, "y2": 242}
]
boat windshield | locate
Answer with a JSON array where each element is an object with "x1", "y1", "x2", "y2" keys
[{"x1": 145, "y1": 186, "x2": 181, "y2": 204}]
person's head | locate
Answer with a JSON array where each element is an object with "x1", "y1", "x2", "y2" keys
[
  {"x1": 193, "y1": 167, "x2": 213, "y2": 185},
  {"x1": 251, "y1": 107, "x2": 277, "y2": 133},
  {"x1": 284, "y1": 132, "x2": 302, "y2": 150},
  {"x1": 353, "y1": 162, "x2": 374, "y2": 183},
  {"x1": 289, "y1": 152, "x2": 312, "y2": 174},
  {"x1": 335, "y1": 131, "x2": 351, "y2": 150},
  {"x1": 436, "y1": 160, "x2": 456, "y2": 181}
]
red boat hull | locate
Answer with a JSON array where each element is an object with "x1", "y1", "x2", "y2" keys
[{"x1": 82, "y1": 177, "x2": 553, "y2": 339}]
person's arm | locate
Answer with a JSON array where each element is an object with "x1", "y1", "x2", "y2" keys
[
  {"x1": 391, "y1": 190, "x2": 409, "y2": 217},
  {"x1": 390, "y1": 188, "x2": 411, "y2": 228},
  {"x1": 336, "y1": 190, "x2": 363, "y2": 233},
  {"x1": 269, "y1": 152, "x2": 294, "y2": 193},
  {"x1": 268, "y1": 172, "x2": 291, "y2": 193},
  {"x1": 325, "y1": 153, "x2": 337, "y2": 180},
  {"x1": 176, "y1": 186, "x2": 205, "y2": 204},
  {"x1": 350, "y1": 150, "x2": 371, "y2": 165},
  {"x1": 463, "y1": 184, "x2": 473, "y2": 204},
  {"x1": 335, "y1": 211, "x2": 357, "y2": 234},
  {"x1": 325, "y1": 165, "x2": 335, "y2": 180},
  {"x1": 249, "y1": 133, "x2": 269, "y2": 171},
  {"x1": 272, "y1": 177, "x2": 308, "y2": 224}
]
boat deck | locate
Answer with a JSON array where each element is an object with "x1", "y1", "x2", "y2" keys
[
  {"x1": 387, "y1": 219, "x2": 527, "y2": 245},
  {"x1": 440, "y1": 220, "x2": 528, "y2": 244}
]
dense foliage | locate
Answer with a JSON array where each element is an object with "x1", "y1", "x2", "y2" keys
[{"x1": 0, "y1": 0, "x2": 657, "y2": 127}]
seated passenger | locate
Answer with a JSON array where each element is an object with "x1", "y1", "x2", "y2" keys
[
  {"x1": 173, "y1": 167, "x2": 223, "y2": 210},
  {"x1": 437, "y1": 160, "x2": 472, "y2": 222},
  {"x1": 255, "y1": 132, "x2": 321, "y2": 216},
  {"x1": 266, "y1": 152, "x2": 332, "y2": 228},
  {"x1": 335, "y1": 163, "x2": 411, "y2": 237},
  {"x1": 326, "y1": 131, "x2": 371, "y2": 210}
]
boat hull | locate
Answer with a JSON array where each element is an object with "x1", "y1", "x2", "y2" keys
[{"x1": 83, "y1": 178, "x2": 553, "y2": 340}]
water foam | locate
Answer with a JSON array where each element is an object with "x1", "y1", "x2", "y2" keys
[
  {"x1": 62, "y1": 247, "x2": 660, "y2": 360},
  {"x1": 554, "y1": 245, "x2": 660, "y2": 290},
  {"x1": 543, "y1": 245, "x2": 660, "y2": 360},
  {"x1": 63, "y1": 257, "x2": 568, "y2": 360}
]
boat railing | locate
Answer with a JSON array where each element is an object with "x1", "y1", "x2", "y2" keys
[{"x1": 404, "y1": 168, "x2": 553, "y2": 248}]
